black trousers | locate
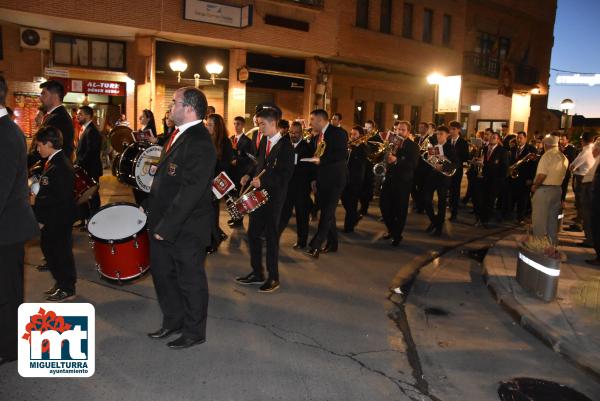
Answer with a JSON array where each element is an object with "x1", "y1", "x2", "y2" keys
[
  {"x1": 412, "y1": 161, "x2": 429, "y2": 211},
  {"x1": 423, "y1": 175, "x2": 450, "y2": 226},
  {"x1": 510, "y1": 179, "x2": 531, "y2": 220},
  {"x1": 359, "y1": 166, "x2": 374, "y2": 214},
  {"x1": 482, "y1": 179, "x2": 502, "y2": 223},
  {"x1": 150, "y1": 238, "x2": 208, "y2": 340},
  {"x1": 380, "y1": 180, "x2": 411, "y2": 240},
  {"x1": 249, "y1": 201, "x2": 284, "y2": 281},
  {"x1": 41, "y1": 223, "x2": 76, "y2": 292},
  {"x1": 279, "y1": 186, "x2": 311, "y2": 245},
  {"x1": 592, "y1": 190, "x2": 600, "y2": 259},
  {"x1": 0, "y1": 242, "x2": 25, "y2": 360},
  {"x1": 211, "y1": 199, "x2": 225, "y2": 247},
  {"x1": 341, "y1": 185, "x2": 361, "y2": 231},
  {"x1": 471, "y1": 177, "x2": 484, "y2": 220},
  {"x1": 310, "y1": 179, "x2": 345, "y2": 250},
  {"x1": 449, "y1": 168, "x2": 463, "y2": 216},
  {"x1": 133, "y1": 188, "x2": 148, "y2": 205},
  {"x1": 572, "y1": 174, "x2": 584, "y2": 223}
]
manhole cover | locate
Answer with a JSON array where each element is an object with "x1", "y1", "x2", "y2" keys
[
  {"x1": 498, "y1": 377, "x2": 593, "y2": 401},
  {"x1": 424, "y1": 307, "x2": 449, "y2": 316}
]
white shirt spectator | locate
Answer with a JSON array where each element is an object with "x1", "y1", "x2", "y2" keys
[{"x1": 571, "y1": 143, "x2": 595, "y2": 176}]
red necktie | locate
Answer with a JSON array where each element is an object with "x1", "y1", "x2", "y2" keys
[
  {"x1": 487, "y1": 147, "x2": 493, "y2": 161},
  {"x1": 232, "y1": 136, "x2": 238, "y2": 149},
  {"x1": 43, "y1": 160, "x2": 50, "y2": 171},
  {"x1": 319, "y1": 131, "x2": 324, "y2": 144},
  {"x1": 266, "y1": 140, "x2": 271, "y2": 156},
  {"x1": 165, "y1": 128, "x2": 180, "y2": 152},
  {"x1": 256, "y1": 132, "x2": 262, "y2": 150}
]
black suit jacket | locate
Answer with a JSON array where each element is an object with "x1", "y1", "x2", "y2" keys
[
  {"x1": 0, "y1": 114, "x2": 39, "y2": 244},
  {"x1": 249, "y1": 135, "x2": 295, "y2": 206},
  {"x1": 386, "y1": 138, "x2": 420, "y2": 184},
  {"x1": 510, "y1": 144, "x2": 537, "y2": 182},
  {"x1": 317, "y1": 124, "x2": 348, "y2": 186},
  {"x1": 450, "y1": 136, "x2": 470, "y2": 165},
  {"x1": 346, "y1": 143, "x2": 368, "y2": 193},
  {"x1": 215, "y1": 136, "x2": 234, "y2": 177},
  {"x1": 34, "y1": 151, "x2": 77, "y2": 227},
  {"x1": 483, "y1": 144, "x2": 509, "y2": 183},
  {"x1": 290, "y1": 139, "x2": 316, "y2": 188},
  {"x1": 147, "y1": 122, "x2": 216, "y2": 246},
  {"x1": 43, "y1": 105, "x2": 74, "y2": 159},
  {"x1": 75, "y1": 122, "x2": 103, "y2": 179}
]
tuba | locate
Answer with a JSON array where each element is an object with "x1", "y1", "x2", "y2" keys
[
  {"x1": 422, "y1": 141, "x2": 457, "y2": 177},
  {"x1": 372, "y1": 135, "x2": 401, "y2": 178}
]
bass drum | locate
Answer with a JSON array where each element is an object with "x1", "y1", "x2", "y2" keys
[{"x1": 116, "y1": 142, "x2": 162, "y2": 192}]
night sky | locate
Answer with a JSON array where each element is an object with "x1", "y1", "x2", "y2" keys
[{"x1": 548, "y1": 0, "x2": 600, "y2": 117}]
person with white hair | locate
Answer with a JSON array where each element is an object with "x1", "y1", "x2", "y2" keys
[
  {"x1": 530, "y1": 134, "x2": 568, "y2": 245},
  {"x1": 581, "y1": 139, "x2": 600, "y2": 265}
]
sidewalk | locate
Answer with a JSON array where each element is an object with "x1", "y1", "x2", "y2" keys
[{"x1": 483, "y1": 228, "x2": 600, "y2": 378}]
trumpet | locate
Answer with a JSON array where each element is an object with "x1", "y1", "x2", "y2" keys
[
  {"x1": 507, "y1": 152, "x2": 539, "y2": 179},
  {"x1": 302, "y1": 128, "x2": 313, "y2": 141},
  {"x1": 348, "y1": 133, "x2": 371, "y2": 147}
]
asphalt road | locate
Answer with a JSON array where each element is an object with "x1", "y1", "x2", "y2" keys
[{"x1": 1, "y1": 175, "x2": 598, "y2": 401}]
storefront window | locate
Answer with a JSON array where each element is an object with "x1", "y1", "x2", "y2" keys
[{"x1": 53, "y1": 34, "x2": 126, "y2": 71}]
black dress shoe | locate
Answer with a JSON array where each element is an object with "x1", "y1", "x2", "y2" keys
[
  {"x1": 0, "y1": 356, "x2": 16, "y2": 366},
  {"x1": 228, "y1": 219, "x2": 243, "y2": 228},
  {"x1": 44, "y1": 285, "x2": 59, "y2": 295},
  {"x1": 235, "y1": 272, "x2": 265, "y2": 285},
  {"x1": 46, "y1": 289, "x2": 76, "y2": 302},
  {"x1": 167, "y1": 335, "x2": 206, "y2": 349},
  {"x1": 342, "y1": 228, "x2": 354, "y2": 233},
  {"x1": 391, "y1": 236, "x2": 403, "y2": 246},
  {"x1": 425, "y1": 223, "x2": 436, "y2": 233},
  {"x1": 305, "y1": 248, "x2": 319, "y2": 258},
  {"x1": 258, "y1": 279, "x2": 280, "y2": 293},
  {"x1": 448, "y1": 214, "x2": 457, "y2": 221},
  {"x1": 220, "y1": 232, "x2": 228, "y2": 242},
  {"x1": 206, "y1": 246, "x2": 216, "y2": 255},
  {"x1": 320, "y1": 244, "x2": 338, "y2": 253},
  {"x1": 381, "y1": 232, "x2": 393, "y2": 240},
  {"x1": 585, "y1": 258, "x2": 600, "y2": 266},
  {"x1": 293, "y1": 242, "x2": 306, "y2": 250},
  {"x1": 577, "y1": 242, "x2": 593, "y2": 248},
  {"x1": 147, "y1": 327, "x2": 182, "y2": 339},
  {"x1": 432, "y1": 226, "x2": 442, "y2": 237},
  {"x1": 36, "y1": 263, "x2": 49, "y2": 272}
]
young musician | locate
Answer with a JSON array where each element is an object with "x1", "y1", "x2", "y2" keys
[
  {"x1": 33, "y1": 126, "x2": 78, "y2": 301},
  {"x1": 235, "y1": 105, "x2": 294, "y2": 292},
  {"x1": 341, "y1": 126, "x2": 368, "y2": 233}
]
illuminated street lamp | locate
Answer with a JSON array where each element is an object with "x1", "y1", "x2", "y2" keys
[
  {"x1": 206, "y1": 61, "x2": 224, "y2": 85},
  {"x1": 560, "y1": 98, "x2": 575, "y2": 130},
  {"x1": 470, "y1": 104, "x2": 481, "y2": 112},
  {"x1": 169, "y1": 59, "x2": 188, "y2": 83}
]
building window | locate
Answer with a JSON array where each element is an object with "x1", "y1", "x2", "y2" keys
[
  {"x1": 393, "y1": 104, "x2": 404, "y2": 120},
  {"x1": 442, "y1": 14, "x2": 452, "y2": 47},
  {"x1": 410, "y1": 105, "x2": 421, "y2": 129},
  {"x1": 380, "y1": 0, "x2": 392, "y2": 34},
  {"x1": 53, "y1": 34, "x2": 126, "y2": 71},
  {"x1": 402, "y1": 3, "x2": 413, "y2": 38},
  {"x1": 356, "y1": 0, "x2": 369, "y2": 29},
  {"x1": 423, "y1": 8, "x2": 433, "y2": 43},
  {"x1": 354, "y1": 100, "x2": 366, "y2": 125},
  {"x1": 374, "y1": 101, "x2": 385, "y2": 130}
]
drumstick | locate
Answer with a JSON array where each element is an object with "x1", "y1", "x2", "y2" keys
[{"x1": 241, "y1": 169, "x2": 265, "y2": 196}]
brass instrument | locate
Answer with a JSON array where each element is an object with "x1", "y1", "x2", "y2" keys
[
  {"x1": 314, "y1": 139, "x2": 326, "y2": 158},
  {"x1": 507, "y1": 152, "x2": 539, "y2": 179},
  {"x1": 302, "y1": 127, "x2": 313, "y2": 141},
  {"x1": 372, "y1": 135, "x2": 402, "y2": 178},
  {"x1": 348, "y1": 133, "x2": 372, "y2": 148},
  {"x1": 422, "y1": 141, "x2": 457, "y2": 177}
]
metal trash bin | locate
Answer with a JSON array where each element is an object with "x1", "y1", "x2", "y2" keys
[{"x1": 516, "y1": 242, "x2": 561, "y2": 302}]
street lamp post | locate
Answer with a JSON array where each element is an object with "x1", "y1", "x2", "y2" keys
[
  {"x1": 427, "y1": 72, "x2": 443, "y2": 125},
  {"x1": 560, "y1": 98, "x2": 575, "y2": 130}
]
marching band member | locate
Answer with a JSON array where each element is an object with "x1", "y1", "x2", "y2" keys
[
  {"x1": 279, "y1": 121, "x2": 315, "y2": 248},
  {"x1": 480, "y1": 132, "x2": 509, "y2": 227},
  {"x1": 359, "y1": 120, "x2": 377, "y2": 217},
  {"x1": 306, "y1": 109, "x2": 348, "y2": 258},
  {"x1": 39, "y1": 80, "x2": 75, "y2": 160},
  {"x1": 75, "y1": 106, "x2": 103, "y2": 222},
  {"x1": 412, "y1": 122, "x2": 431, "y2": 213},
  {"x1": 236, "y1": 105, "x2": 294, "y2": 292},
  {"x1": 206, "y1": 113, "x2": 234, "y2": 253},
  {"x1": 341, "y1": 126, "x2": 368, "y2": 233},
  {"x1": 568, "y1": 132, "x2": 597, "y2": 232},
  {"x1": 422, "y1": 126, "x2": 457, "y2": 236},
  {"x1": 379, "y1": 120, "x2": 420, "y2": 245},
  {"x1": 447, "y1": 120, "x2": 470, "y2": 221},
  {"x1": 228, "y1": 116, "x2": 253, "y2": 228},
  {"x1": 33, "y1": 126, "x2": 78, "y2": 302},
  {"x1": 146, "y1": 87, "x2": 216, "y2": 349},
  {"x1": 507, "y1": 131, "x2": 537, "y2": 223},
  {"x1": 559, "y1": 133, "x2": 577, "y2": 202},
  {"x1": 330, "y1": 112, "x2": 349, "y2": 140}
]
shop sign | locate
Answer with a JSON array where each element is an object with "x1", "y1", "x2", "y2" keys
[
  {"x1": 50, "y1": 78, "x2": 125, "y2": 96},
  {"x1": 185, "y1": 0, "x2": 253, "y2": 28},
  {"x1": 437, "y1": 75, "x2": 462, "y2": 113}
]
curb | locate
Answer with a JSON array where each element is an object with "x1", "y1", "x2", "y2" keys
[{"x1": 482, "y1": 244, "x2": 600, "y2": 380}]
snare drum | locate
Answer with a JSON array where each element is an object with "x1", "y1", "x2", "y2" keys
[
  {"x1": 226, "y1": 189, "x2": 269, "y2": 220},
  {"x1": 87, "y1": 202, "x2": 150, "y2": 281},
  {"x1": 74, "y1": 165, "x2": 99, "y2": 205},
  {"x1": 116, "y1": 142, "x2": 162, "y2": 192}
]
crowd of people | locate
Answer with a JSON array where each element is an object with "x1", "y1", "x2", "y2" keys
[{"x1": 2, "y1": 75, "x2": 600, "y2": 362}]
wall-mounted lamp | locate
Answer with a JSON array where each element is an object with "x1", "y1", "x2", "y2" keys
[
  {"x1": 393, "y1": 113, "x2": 399, "y2": 119},
  {"x1": 470, "y1": 104, "x2": 481, "y2": 112},
  {"x1": 206, "y1": 61, "x2": 224, "y2": 85},
  {"x1": 169, "y1": 59, "x2": 188, "y2": 83},
  {"x1": 357, "y1": 106, "x2": 362, "y2": 112}
]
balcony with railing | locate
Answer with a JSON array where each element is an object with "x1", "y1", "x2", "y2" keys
[
  {"x1": 515, "y1": 64, "x2": 539, "y2": 85},
  {"x1": 463, "y1": 52, "x2": 500, "y2": 79}
]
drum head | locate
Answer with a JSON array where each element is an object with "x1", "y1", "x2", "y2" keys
[
  {"x1": 134, "y1": 145, "x2": 162, "y2": 193},
  {"x1": 88, "y1": 203, "x2": 147, "y2": 241},
  {"x1": 110, "y1": 126, "x2": 134, "y2": 153}
]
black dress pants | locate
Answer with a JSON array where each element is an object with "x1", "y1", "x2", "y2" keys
[
  {"x1": 150, "y1": 238, "x2": 209, "y2": 340},
  {"x1": 0, "y1": 242, "x2": 25, "y2": 360},
  {"x1": 423, "y1": 175, "x2": 450, "y2": 226},
  {"x1": 310, "y1": 179, "x2": 345, "y2": 250},
  {"x1": 380, "y1": 180, "x2": 411, "y2": 240},
  {"x1": 41, "y1": 223, "x2": 76, "y2": 292},
  {"x1": 249, "y1": 201, "x2": 284, "y2": 281},
  {"x1": 279, "y1": 186, "x2": 311, "y2": 245}
]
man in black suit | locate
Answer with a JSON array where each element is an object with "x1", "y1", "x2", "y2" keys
[
  {"x1": 306, "y1": 109, "x2": 348, "y2": 258},
  {"x1": 33, "y1": 126, "x2": 78, "y2": 302},
  {"x1": 342, "y1": 125, "x2": 368, "y2": 233},
  {"x1": 75, "y1": 106, "x2": 103, "y2": 221},
  {"x1": 481, "y1": 132, "x2": 509, "y2": 226},
  {"x1": 559, "y1": 133, "x2": 577, "y2": 201},
  {"x1": 0, "y1": 77, "x2": 39, "y2": 365},
  {"x1": 422, "y1": 126, "x2": 458, "y2": 236},
  {"x1": 508, "y1": 131, "x2": 537, "y2": 222},
  {"x1": 380, "y1": 120, "x2": 420, "y2": 245},
  {"x1": 279, "y1": 121, "x2": 315, "y2": 248},
  {"x1": 228, "y1": 116, "x2": 253, "y2": 227},
  {"x1": 145, "y1": 87, "x2": 216, "y2": 349},
  {"x1": 236, "y1": 106, "x2": 294, "y2": 292},
  {"x1": 359, "y1": 120, "x2": 377, "y2": 216},
  {"x1": 330, "y1": 112, "x2": 349, "y2": 140},
  {"x1": 447, "y1": 120, "x2": 470, "y2": 220},
  {"x1": 39, "y1": 80, "x2": 74, "y2": 160}
]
